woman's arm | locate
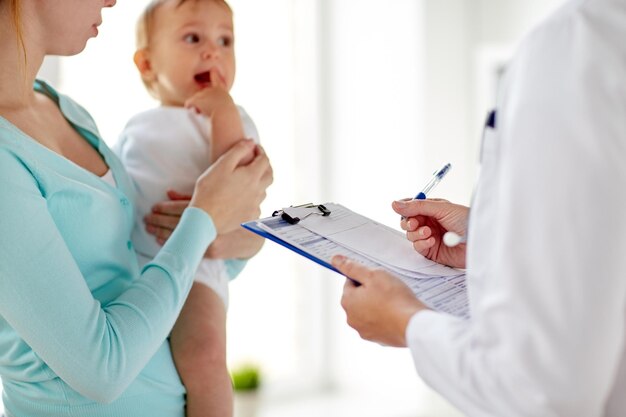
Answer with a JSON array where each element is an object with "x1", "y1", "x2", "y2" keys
[
  {"x1": 0, "y1": 141, "x2": 271, "y2": 403},
  {"x1": 145, "y1": 190, "x2": 264, "y2": 258},
  {"x1": 0, "y1": 150, "x2": 212, "y2": 402}
]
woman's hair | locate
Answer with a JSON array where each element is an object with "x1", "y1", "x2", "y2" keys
[{"x1": 9, "y1": 0, "x2": 27, "y2": 67}]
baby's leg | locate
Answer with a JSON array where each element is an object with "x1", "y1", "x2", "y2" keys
[{"x1": 171, "y1": 282, "x2": 232, "y2": 417}]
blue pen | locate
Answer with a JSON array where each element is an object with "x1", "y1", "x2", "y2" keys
[{"x1": 414, "y1": 163, "x2": 451, "y2": 200}]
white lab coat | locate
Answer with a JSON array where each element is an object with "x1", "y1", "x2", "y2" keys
[{"x1": 406, "y1": 0, "x2": 626, "y2": 415}]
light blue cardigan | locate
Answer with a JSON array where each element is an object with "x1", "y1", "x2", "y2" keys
[{"x1": 0, "y1": 81, "x2": 215, "y2": 417}]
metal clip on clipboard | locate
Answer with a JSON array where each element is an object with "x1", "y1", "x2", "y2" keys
[{"x1": 272, "y1": 203, "x2": 331, "y2": 225}]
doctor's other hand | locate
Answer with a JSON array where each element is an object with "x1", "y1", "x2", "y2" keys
[
  {"x1": 190, "y1": 140, "x2": 272, "y2": 234},
  {"x1": 332, "y1": 255, "x2": 428, "y2": 347},
  {"x1": 393, "y1": 199, "x2": 469, "y2": 269}
]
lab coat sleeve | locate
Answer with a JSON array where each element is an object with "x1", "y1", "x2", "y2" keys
[{"x1": 406, "y1": 10, "x2": 626, "y2": 417}]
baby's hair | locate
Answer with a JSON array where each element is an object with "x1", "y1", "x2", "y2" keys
[
  {"x1": 135, "y1": 0, "x2": 232, "y2": 93},
  {"x1": 136, "y1": 0, "x2": 232, "y2": 49}
]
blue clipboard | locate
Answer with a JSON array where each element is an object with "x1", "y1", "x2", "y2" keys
[{"x1": 241, "y1": 219, "x2": 340, "y2": 274}]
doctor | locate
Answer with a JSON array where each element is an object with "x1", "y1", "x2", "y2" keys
[{"x1": 332, "y1": 0, "x2": 626, "y2": 416}]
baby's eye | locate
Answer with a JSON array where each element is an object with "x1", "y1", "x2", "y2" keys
[
  {"x1": 183, "y1": 33, "x2": 200, "y2": 44},
  {"x1": 217, "y1": 36, "x2": 233, "y2": 47}
]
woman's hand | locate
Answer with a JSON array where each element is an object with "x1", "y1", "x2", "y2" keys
[
  {"x1": 146, "y1": 191, "x2": 265, "y2": 260},
  {"x1": 145, "y1": 190, "x2": 190, "y2": 245},
  {"x1": 393, "y1": 199, "x2": 469, "y2": 269},
  {"x1": 190, "y1": 140, "x2": 272, "y2": 234},
  {"x1": 332, "y1": 255, "x2": 428, "y2": 347}
]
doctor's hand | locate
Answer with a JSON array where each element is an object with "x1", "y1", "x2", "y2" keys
[
  {"x1": 393, "y1": 199, "x2": 469, "y2": 269},
  {"x1": 332, "y1": 255, "x2": 428, "y2": 347}
]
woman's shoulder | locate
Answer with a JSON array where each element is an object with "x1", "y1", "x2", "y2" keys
[
  {"x1": 0, "y1": 141, "x2": 39, "y2": 193},
  {"x1": 35, "y1": 79, "x2": 102, "y2": 138},
  {"x1": 0, "y1": 118, "x2": 29, "y2": 160}
]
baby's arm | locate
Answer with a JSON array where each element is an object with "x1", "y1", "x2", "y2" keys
[
  {"x1": 205, "y1": 229, "x2": 264, "y2": 260},
  {"x1": 185, "y1": 68, "x2": 247, "y2": 163},
  {"x1": 210, "y1": 106, "x2": 246, "y2": 163}
]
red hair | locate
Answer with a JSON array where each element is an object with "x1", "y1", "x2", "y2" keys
[{"x1": 10, "y1": 0, "x2": 27, "y2": 67}]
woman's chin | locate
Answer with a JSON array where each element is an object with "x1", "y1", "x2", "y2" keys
[{"x1": 51, "y1": 42, "x2": 90, "y2": 57}]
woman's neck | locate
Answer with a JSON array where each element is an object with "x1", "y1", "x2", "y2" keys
[{"x1": 0, "y1": 16, "x2": 43, "y2": 110}]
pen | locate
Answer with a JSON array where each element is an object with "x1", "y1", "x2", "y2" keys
[
  {"x1": 400, "y1": 163, "x2": 452, "y2": 221},
  {"x1": 405, "y1": 163, "x2": 466, "y2": 246},
  {"x1": 443, "y1": 231, "x2": 466, "y2": 247},
  {"x1": 414, "y1": 163, "x2": 451, "y2": 200}
]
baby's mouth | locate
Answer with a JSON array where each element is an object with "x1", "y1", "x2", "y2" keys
[{"x1": 194, "y1": 71, "x2": 211, "y2": 85}]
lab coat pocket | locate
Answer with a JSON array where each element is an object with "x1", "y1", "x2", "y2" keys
[
  {"x1": 472, "y1": 109, "x2": 501, "y2": 223},
  {"x1": 480, "y1": 127, "x2": 499, "y2": 162}
]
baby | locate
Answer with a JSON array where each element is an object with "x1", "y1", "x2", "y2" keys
[{"x1": 115, "y1": 1, "x2": 264, "y2": 416}]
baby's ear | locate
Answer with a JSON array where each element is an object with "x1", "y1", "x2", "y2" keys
[{"x1": 133, "y1": 49, "x2": 155, "y2": 81}]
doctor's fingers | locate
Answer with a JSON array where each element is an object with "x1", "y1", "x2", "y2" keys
[
  {"x1": 392, "y1": 198, "x2": 455, "y2": 219},
  {"x1": 332, "y1": 255, "x2": 377, "y2": 284},
  {"x1": 401, "y1": 215, "x2": 428, "y2": 232},
  {"x1": 410, "y1": 237, "x2": 437, "y2": 256},
  {"x1": 406, "y1": 225, "x2": 433, "y2": 242}
]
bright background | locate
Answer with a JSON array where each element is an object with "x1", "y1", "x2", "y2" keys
[{"x1": 4, "y1": 0, "x2": 563, "y2": 416}]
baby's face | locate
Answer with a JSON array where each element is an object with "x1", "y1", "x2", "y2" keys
[{"x1": 147, "y1": 0, "x2": 236, "y2": 106}]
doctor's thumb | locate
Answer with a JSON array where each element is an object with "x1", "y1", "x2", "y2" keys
[{"x1": 392, "y1": 198, "x2": 446, "y2": 219}]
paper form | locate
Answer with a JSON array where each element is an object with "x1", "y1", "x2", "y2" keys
[
  {"x1": 254, "y1": 211, "x2": 469, "y2": 318},
  {"x1": 298, "y1": 204, "x2": 460, "y2": 277}
]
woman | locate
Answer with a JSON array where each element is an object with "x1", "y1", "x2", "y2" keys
[{"x1": 0, "y1": 1, "x2": 272, "y2": 416}]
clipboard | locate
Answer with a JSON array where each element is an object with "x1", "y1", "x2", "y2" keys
[
  {"x1": 241, "y1": 203, "x2": 469, "y2": 318},
  {"x1": 241, "y1": 219, "x2": 339, "y2": 274}
]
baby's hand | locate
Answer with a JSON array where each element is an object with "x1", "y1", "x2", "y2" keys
[{"x1": 185, "y1": 68, "x2": 236, "y2": 116}]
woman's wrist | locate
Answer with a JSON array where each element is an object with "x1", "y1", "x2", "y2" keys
[
  {"x1": 162, "y1": 207, "x2": 218, "y2": 259},
  {"x1": 189, "y1": 200, "x2": 221, "y2": 233}
]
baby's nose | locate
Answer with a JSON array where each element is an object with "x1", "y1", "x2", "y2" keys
[{"x1": 202, "y1": 43, "x2": 219, "y2": 59}]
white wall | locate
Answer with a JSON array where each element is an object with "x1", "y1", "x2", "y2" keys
[
  {"x1": 420, "y1": 0, "x2": 473, "y2": 205},
  {"x1": 473, "y1": 0, "x2": 564, "y2": 44},
  {"x1": 417, "y1": 0, "x2": 565, "y2": 206}
]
